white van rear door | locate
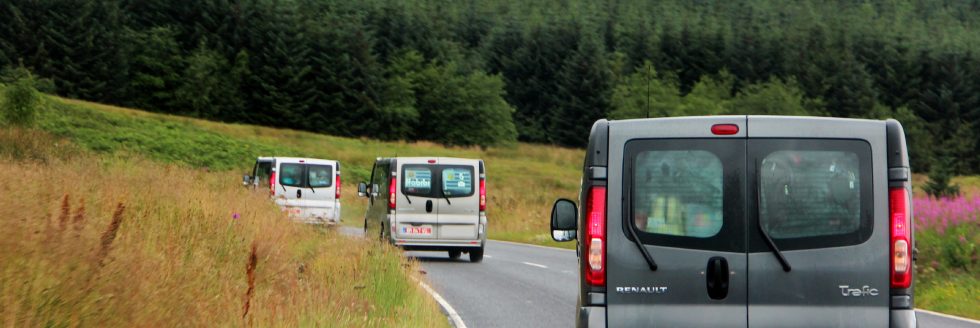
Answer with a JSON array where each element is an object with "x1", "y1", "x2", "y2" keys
[
  {"x1": 395, "y1": 160, "x2": 438, "y2": 239},
  {"x1": 436, "y1": 158, "x2": 480, "y2": 240}
]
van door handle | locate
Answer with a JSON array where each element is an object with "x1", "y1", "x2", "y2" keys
[
  {"x1": 297, "y1": 189, "x2": 302, "y2": 199},
  {"x1": 706, "y1": 256, "x2": 729, "y2": 300},
  {"x1": 425, "y1": 200, "x2": 433, "y2": 213}
]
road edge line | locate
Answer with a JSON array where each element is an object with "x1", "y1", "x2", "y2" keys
[
  {"x1": 415, "y1": 278, "x2": 467, "y2": 328},
  {"x1": 916, "y1": 308, "x2": 980, "y2": 324},
  {"x1": 490, "y1": 239, "x2": 576, "y2": 252}
]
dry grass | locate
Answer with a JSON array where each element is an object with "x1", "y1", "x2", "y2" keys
[
  {"x1": 0, "y1": 129, "x2": 447, "y2": 327},
  {"x1": 48, "y1": 95, "x2": 584, "y2": 247}
]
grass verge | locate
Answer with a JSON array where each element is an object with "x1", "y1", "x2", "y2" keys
[{"x1": 0, "y1": 128, "x2": 448, "y2": 327}]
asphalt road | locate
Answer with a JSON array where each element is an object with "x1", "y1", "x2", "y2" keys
[{"x1": 338, "y1": 226, "x2": 979, "y2": 328}]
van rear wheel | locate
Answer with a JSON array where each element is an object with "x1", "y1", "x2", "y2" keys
[
  {"x1": 469, "y1": 246, "x2": 484, "y2": 262},
  {"x1": 448, "y1": 249, "x2": 462, "y2": 260}
]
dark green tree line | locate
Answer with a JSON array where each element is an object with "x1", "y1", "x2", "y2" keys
[{"x1": 2, "y1": 0, "x2": 980, "y2": 168}]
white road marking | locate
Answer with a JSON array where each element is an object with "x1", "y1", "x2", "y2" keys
[
  {"x1": 916, "y1": 308, "x2": 980, "y2": 325},
  {"x1": 522, "y1": 261, "x2": 548, "y2": 269},
  {"x1": 483, "y1": 255, "x2": 493, "y2": 258},
  {"x1": 492, "y1": 239, "x2": 576, "y2": 252},
  {"x1": 416, "y1": 278, "x2": 467, "y2": 328}
]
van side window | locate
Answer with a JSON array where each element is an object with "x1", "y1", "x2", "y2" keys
[
  {"x1": 441, "y1": 166, "x2": 474, "y2": 196},
  {"x1": 279, "y1": 163, "x2": 305, "y2": 187},
  {"x1": 760, "y1": 151, "x2": 861, "y2": 238},
  {"x1": 403, "y1": 165, "x2": 433, "y2": 196},
  {"x1": 633, "y1": 150, "x2": 723, "y2": 238},
  {"x1": 308, "y1": 165, "x2": 333, "y2": 188},
  {"x1": 254, "y1": 162, "x2": 272, "y2": 187}
]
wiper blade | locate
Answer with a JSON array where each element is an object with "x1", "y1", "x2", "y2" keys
[
  {"x1": 625, "y1": 185, "x2": 657, "y2": 271},
  {"x1": 308, "y1": 186, "x2": 316, "y2": 194},
  {"x1": 403, "y1": 193, "x2": 412, "y2": 204},
  {"x1": 757, "y1": 159, "x2": 792, "y2": 272},
  {"x1": 441, "y1": 189, "x2": 451, "y2": 205}
]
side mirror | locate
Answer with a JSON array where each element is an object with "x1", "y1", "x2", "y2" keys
[
  {"x1": 357, "y1": 182, "x2": 367, "y2": 197},
  {"x1": 551, "y1": 199, "x2": 577, "y2": 242},
  {"x1": 371, "y1": 183, "x2": 380, "y2": 197},
  {"x1": 242, "y1": 174, "x2": 252, "y2": 186}
]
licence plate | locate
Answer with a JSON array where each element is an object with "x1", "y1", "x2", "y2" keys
[
  {"x1": 402, "y1": 226, "x2": 432, "y2": 236},
  {"x1": 285, "y1": 207, "x2": 302, "y2": 215}
]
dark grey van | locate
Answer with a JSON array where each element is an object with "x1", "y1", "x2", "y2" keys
[
  {"x1": 359, "y1": 157, "x2": 487, "y2": 262},
  {"x1": 550, "y1": 116, "x2": 916, "y2": 327}
]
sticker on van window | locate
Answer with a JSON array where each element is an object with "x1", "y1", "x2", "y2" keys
[{"x1": 442, "y1": 168, "x2": 472, "y2": 196}]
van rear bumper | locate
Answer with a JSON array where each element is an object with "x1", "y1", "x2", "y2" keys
[
  {"x1": 577, "y1": 306, "x2": 605, "y2": 328},
  {"x1": 395, "y1": 239, "x2": 484, "y2": 249},
  {"x1": 890, "y1": 309, "x2": 917, "y2": 328}
]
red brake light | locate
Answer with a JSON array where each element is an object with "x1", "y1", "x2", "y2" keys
[
  {"x1": 479, "y1": 177, "x2": 486, "y2": 212},
  {"x1": 890, "y1": 187, "x2": 912, "y2": 288},
  {"x1": 711, "y1": 124, "x2": 739, "y2": 135},
  {"x1": 389, "y1": 177, "x2": 397, "y2": 210},
  {"x1": 336, "y1": 174, "x2": 341, "y2": 198},
  {"x1": 585, "y1": 186, "x2": 607, "y2": 286},
  {"x1": 269, "y1": 171, "x2": 276, "y2": 196}
]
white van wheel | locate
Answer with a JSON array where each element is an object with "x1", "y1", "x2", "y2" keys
[{"x1": 469, "y1": 246, "x2": 484, "y2": 262}]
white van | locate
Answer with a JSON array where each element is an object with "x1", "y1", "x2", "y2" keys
[
  {"x1": 358, "y1": 157, "x2": 487, "y2": 262},
  {"x1": 244, "y1": 157, "x2": 342, "y2": 224}
]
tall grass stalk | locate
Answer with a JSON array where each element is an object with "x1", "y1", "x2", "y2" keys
[{"x1": 0, "y1": 138, "x2": 447, "y2": 327}]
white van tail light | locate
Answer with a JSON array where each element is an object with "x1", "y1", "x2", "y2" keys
[
  {"x1": 889, "y1": 187, "x2": 912, "y2": 288},
  {"x1": 479, "y1": 177, "x2": 486, "y2": 212},
  {"x1": 336, "y1": 174, "x2": 341, "y2": 199},
  {"x1": 585, "y1": 186, "x2": 606, "y2": 286},
  {"x1": 389, "y1": 177, "x2": 397, "y2": 210},
  {"x1": 269, "y1": 171, "x2": 276, "y2": 196}
]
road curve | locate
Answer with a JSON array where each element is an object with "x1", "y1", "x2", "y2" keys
[{"x1": 338, "y1": 226, "x2": 977, "y2": 328}]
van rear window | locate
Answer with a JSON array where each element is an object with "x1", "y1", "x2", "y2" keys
[
  {"x1": 308, "y1": 165, "x2": 334, "y2": 188},
  {"x1": 633, "y1": 150, "x2": 723, "y2": 238},
  {"x1": 279, "y1": 163, "x2": 305, "y2": 187},
  {"x1": 759, "y1": 150, "x2": 861, "y2": 238},
  {"x1": 403, "y1": 165, "x2": 433, "y2": 196},
  {"x1": 441, "y1": 166, "x2": 474, "y2": 196}
]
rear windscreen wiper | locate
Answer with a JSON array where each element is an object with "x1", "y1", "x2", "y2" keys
[
  {"x1": 308, "y1": 185, "x2": 316, "y2": 194},
  {"x1": 757, "y1": 160, "x2": 792, "y2": 272},
  {"x1": 440, "y1": 189, "x2": 451, "y2": 205},
  {"x1": 625, "y1": 186, "x2": 657, "y2": 271},
  {"x1": 404, "y1": 193, "x2": 412, "y2": 204}
]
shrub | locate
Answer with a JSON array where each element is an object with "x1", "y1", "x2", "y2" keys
[
  {"x1": 924, "y1": 156, "x2": 961, "y2": 198},
  {"x1": 1, "y1": 67, "x2": 43, "y2": 127}
]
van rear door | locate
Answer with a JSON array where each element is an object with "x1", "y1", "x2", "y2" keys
[
  {"x1": 606, "y1": 117, "x2": 748, "y2": 327},
  {"x1": 395, "y1": 159, "x2": 438, "y2": 240},
  {"x1": 745, "y1": 117, "x2": 888, "y2": 327},
  {"x1": 277, "y1": 160, "x2": 306, "y2": 212},
  {"x1": 435, "y1": 158, "x2": 480, "y2": 240}
]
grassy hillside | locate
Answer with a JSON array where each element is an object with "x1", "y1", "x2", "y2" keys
[
  {"x1": 39, "y1": 95, "x2": 582, "y2": 247},
  {"x1": 11, "y1": 91, "x2": 979, "y2": 320},
  {"x1": 0, "y1": 128, "x2": 448, "y2": 327}
]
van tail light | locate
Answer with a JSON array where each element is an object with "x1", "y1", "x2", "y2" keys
[
  {"x1": 336, "y1": 174, "x2": 341, "y2": 199},
  {"x1": 269, "y1": 171, "x2": 276, "y2": 196},
  {"x1": 388, "y1": 177, "x2": 397, "y2": 210},
  {"x1": 479, "y1": 177, "x2": 486, "y2": 212},
  {"x1": 585, "y1": 186, "x2": 607, "y2": 286},
  {"x1": 890, "y1": 187, "x2": 912, "y2": 288}
]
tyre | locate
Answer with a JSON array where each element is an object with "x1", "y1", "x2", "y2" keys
[
  {"x1": 448, "y1": 249, "x2": 462, "y2": 260},
  {"x1": 469, "y1": 246, "x2": 484, "y2": 262}
]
